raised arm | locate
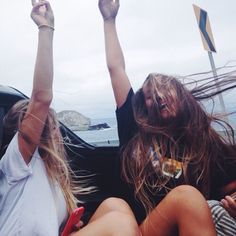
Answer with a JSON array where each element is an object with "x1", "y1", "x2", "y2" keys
[
  {"x1": 18, "y1": 0, "x2": 54, "y2": 164},
  {"x1": 98, "y1": 0, "x2": 131, "y2": 108}
]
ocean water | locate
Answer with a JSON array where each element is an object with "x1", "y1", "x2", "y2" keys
[
  {"x1": 75, "y1": 110, "x2": 236, "y2": 147},
  {"x1": 75, "y1": 117, "x2": 119, "y2": 147}
]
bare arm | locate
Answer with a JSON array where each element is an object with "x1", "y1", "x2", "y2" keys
[
  {"x1": 18, "y1": 0, "x2": 54, "y2": 164},
  {"x1": 99, "y1": 0, "x2": 131, "y2": 108}
]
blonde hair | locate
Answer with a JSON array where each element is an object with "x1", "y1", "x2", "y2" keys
[{"x1": 3, "y1": 99, "x2": 82, "y2": 213}]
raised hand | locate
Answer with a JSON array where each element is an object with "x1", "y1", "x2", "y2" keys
[
  {"x1": 98, "y1": 0, "x2": 119, "y2": 21},
  {"x1": 31, "y1": 0, "x2": 54, "y2": 28}
]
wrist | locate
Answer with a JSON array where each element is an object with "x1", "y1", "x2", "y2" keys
[
  {"x1": 103, "y1": 18, "x2": 116, "y2": 24},
  {"x1": 38, "y1": 24, "x2": 55, "y2": 31}
]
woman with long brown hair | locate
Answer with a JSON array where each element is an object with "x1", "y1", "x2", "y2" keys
[{"x1": 98, "y1": 0, "x2": 236, "y2": 235}]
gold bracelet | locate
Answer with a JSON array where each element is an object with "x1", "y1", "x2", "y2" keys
[{"x1": 38, "y1": 24, "x2": 55, "y2": 31}]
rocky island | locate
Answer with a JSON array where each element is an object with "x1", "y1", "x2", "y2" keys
[
  {"x1": 88, "y1": 123, "x2": 110, "y2": 130},
  {"x1": 57, "y1": 110, "x2": 110, "y2": 131}
]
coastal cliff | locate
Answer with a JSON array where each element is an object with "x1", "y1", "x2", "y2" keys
[
  {"x1": 57, "y1": 110, "x2": 91, "y2": 131},
  {"x1": 57, "y1": 110, "x2": 110, "y2": 131}
]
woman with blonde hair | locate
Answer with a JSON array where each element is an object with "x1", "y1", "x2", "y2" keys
[{"x1": 0, "y1": 1, "x2": 140, "y2": 235}]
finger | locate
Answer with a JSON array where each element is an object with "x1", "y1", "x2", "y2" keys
[
  {"x1": 32, "y1": 1, "x2": 47, "y2": 11},
  {"x1": 78, "y1": 220, "x2": 84, "y2": 228},
  {"x1": 73, "y1": 220, "x2": 83, "y2": 230},
  {"x1": 31, "y1": 0, "x2": 37, "y2": 6},
  {"x1": 44, "y1": 1, "x2": 53, "y2": 13},
  {"x1": 231, "y1": 192, "x2": 236, "y2": 200},
  {"x1": 33, "y1": 1, "x2": 52, "y2": 13},
  {"x1": 98, "y1": 0, "x2": 104, "y2": 7},
  {"x1": 221, "y1": 198, "x2": 236, "y2": 218},
  {"x1": 221, "y1": 199, "x2": 229, "y2": 208},
  {"x1": 113, "y1": 0, "x2": 119, "y2": 4},
  {"x1": 225, "y1": 196, "x2": 236, "y2": 210}
]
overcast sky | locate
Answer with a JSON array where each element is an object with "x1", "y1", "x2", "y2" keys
[{"x1": 1, "y1": 0, "x2": 236, "y2": 119}]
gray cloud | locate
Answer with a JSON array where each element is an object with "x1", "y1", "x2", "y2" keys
[{"x1": 1, "y1": 0, "x2": 236, "y2": 119}]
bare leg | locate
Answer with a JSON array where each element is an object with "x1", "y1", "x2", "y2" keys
[
  {"x1": 89, "y1": 197, "x2": 135, "y2": 222},
  {"x1": 72, "y1": 197, "x2": 140, "y2": 236},
  {"x1": 140, "y1": 185, "x2": 216, "y2": 236}
]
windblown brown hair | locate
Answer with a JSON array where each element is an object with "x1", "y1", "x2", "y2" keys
[{"x1": 122, "y1": 72, "x2": 236, "y2": 214}]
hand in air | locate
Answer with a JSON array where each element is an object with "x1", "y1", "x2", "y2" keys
[
  {"x1": 31, "y1": 0, "x2": 54, "y2": 28},
  {"x1": 98, "y1": 0, "x2": 120, "y2": 21},
  {"x1": 221, "y1": 193, "x2": 236, "y2": 218}
]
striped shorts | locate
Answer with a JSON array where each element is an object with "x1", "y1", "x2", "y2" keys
[{"x1": 208, "y1": 200, "x2": 236, "y2": 236}]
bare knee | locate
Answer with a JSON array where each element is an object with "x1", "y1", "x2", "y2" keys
[
  {"x1": 100, "y1": 197, "x2": 129, "y2": 208},
  {"x1": 105, "y1": 211, "x2": 140, "y2": 236},
  {"x1": 151, "y1": 186, "x2": 215, "y2": 236},
  {"x1": 171, "y1": 185, "x2": 202, "y2": 196},
  {"x1": 80, "y1": 211, "x2": 140, "y2": 236},
  {"x1": 99, "y1": 197, "x2": 134, "y2": 215},
  {"x1": 167, "y1": 185, "x2": 204, "y2": 203},
  {"x1": 163, "y1": 185, "x2": 209, "y2": 218}
]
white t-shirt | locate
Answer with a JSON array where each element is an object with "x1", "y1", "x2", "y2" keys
[{"x1": 0, "y1": 133, "x2": 67, "y2": 236}]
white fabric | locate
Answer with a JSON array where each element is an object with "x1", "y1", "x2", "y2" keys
[{"x1": 0, "y1": 133, "x2": 67, "y2": 236}]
